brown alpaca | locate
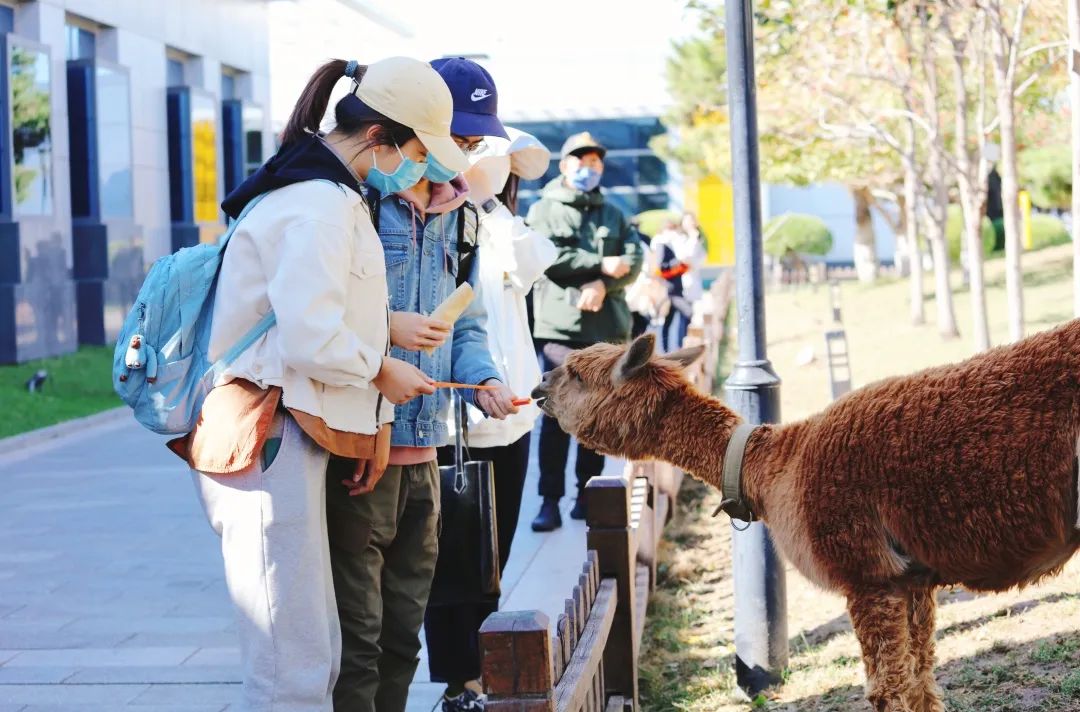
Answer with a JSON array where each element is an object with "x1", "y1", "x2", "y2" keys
[{"x1": 531, "y1": 328, "x2": 1080, "y2": 712}]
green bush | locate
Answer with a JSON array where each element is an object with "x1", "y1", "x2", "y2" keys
[
  {"x1": 635, "y1": 209, "x2": 679, "y2": 238},
  {"x1": 945, "y1": 205, "x2": 996, "y2": 263},
  {"x1": 1019, "y1": 146, "x2": 1071, "y2": 210},
  {"x1": 763, "y1": 213, "x2": 833, "y2": 257},
  {"x1": 1029, "y1": 213, "x2": 1070, "y2": 250}
]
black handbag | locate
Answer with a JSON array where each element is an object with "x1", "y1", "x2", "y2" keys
[{"x1": 429, "y1": 394, "x2": 500, "y2": 606}]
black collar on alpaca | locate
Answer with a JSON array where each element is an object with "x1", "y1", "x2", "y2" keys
[{"x1": 713, "y1": 422, "x2": 758, "y2": 526}]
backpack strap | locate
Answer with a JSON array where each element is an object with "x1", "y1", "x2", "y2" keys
[
  {"x1": 204, "y1": 310, "x2": 278, "y2": 387},
  {"x1": 202, "y1": 192, "x2": 277, "y2": 387},
  {"x1": 456, "y1": 201, "x2": 479, "y2": 287}
]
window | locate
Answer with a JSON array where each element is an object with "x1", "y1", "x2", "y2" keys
[
  {"x1": 190, "y1": 93, "x2": 218, "y2": 224},
  {"x1": 243, "y1": 105, "x2": 264, "y2": 176},
  {"x1": 96, "y1": 64, "x2": 133, "y2": 218},
  {"x1": 10, "y1": 40, "x2": 55, "y2": 216},
  {"x1": 65, "y1": 25, "x2": 95, "y2": 61},
  {"x1": 166, "y1": 48, "x2": 192, "y2": 87},
  {"x1": 220, "y1": 73, "x2": 235, "y2": 100},
  {"x1": 0, "y1": 6, "x2": 13, "y2": 35},
  {"x1": 166, "y1": 58, "x2": 184, "y2": 86}
]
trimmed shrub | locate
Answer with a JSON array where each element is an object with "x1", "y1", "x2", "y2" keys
[
  {"x1": 946, "y1": 205, "x2": 995, "y2": 263},
  {"x1": 635, "y1": 209, "x2": 679, "y2": 238},
  {"x1": 763, "y1": 213, "x2": 833, "y2": 257},
  {"x1": 1019, "y1": 146, "x2": 1071, "y2": 210},
  {"x1": 1029, "y1": 214, "x2": 1070, "y2": 250}
]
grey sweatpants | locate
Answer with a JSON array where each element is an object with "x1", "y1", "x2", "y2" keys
[{"x1": 191, "y1": 413, "x2": 340, "y2": 712}]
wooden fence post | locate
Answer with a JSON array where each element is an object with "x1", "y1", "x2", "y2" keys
[
  {"x1": 585, "y1": 475, "x2": 639, "y2": 707},
  {"x1": 480, "y1": 610, "x2": 555, "y2": 712}
]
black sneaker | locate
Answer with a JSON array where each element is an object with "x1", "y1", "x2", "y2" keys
[
  {"x1": 442, "y1": 689, "x2": 485, "y2": 711},
  {"x1": 569, "y1": 496, "x2": 587, "y2": 521},
  {"x1": 531, "y1": 498, "x2": 562, "y2": 532}
]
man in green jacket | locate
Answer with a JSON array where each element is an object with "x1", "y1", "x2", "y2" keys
[{"x1": 527, "y1": 131, "x2": 644, "y2": 531}]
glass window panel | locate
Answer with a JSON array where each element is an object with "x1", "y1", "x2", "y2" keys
[
  {"x1": 65, "y1": 26, "x2": 95, "y2": 61},
  {"x1": 599, "y1": 156, "x2": 635, "y2": 188},
  {"x1": 190, "y1": 93, "x2": 218, "y2": 224},
  {"x1": 221, "y1": 73, "x2": 235, "y2": 101},
  {"x1": 166, "y1": 58, "x2": 184, "y2": 87},
  {"x1": 242, "y1": 104, "x2": 263, "y2": 176},
  {"x1": 11, "y1": 44, "x2": 54, "y2": 216},
  {"x1": 638, "y1": 192, "x2": 670, "y2": 212},
  {"x1": 638, "y1": 155, "x2": 666, "y2": 186},
  {"x1": 95, "y1": 64, "x2": 133, "y2": 218}
]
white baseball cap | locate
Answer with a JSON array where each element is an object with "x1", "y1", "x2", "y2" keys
[{"x1": 353, "y1": 57, "x2": 469, "y2": 172}]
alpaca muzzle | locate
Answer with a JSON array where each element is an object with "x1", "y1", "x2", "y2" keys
[{"x1": 531, "y1": 379, "x2": 551, "y2": 414}]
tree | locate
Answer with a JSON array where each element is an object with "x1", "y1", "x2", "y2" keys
[
  {"x1": 985, "y1": 0, "x2": 1031, "y2": 342},
  {"x1": 942, "y1": 2, "x2": 991, "y2": 350},
  {"x1": 1072, "y1": 0, "x2": 1080, "y2": 316}
]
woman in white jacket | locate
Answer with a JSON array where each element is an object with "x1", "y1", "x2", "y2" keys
[
  {"x1": 425, "y1": 130, "x2": 556, "y2": 710},
  {"x1": 180, "y1": 57, "x2": 468, "y2": 712}
]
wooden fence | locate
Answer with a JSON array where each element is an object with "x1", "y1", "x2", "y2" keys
[{"x1": 478, "y1": 272, "x2": 734, "y2": 711}]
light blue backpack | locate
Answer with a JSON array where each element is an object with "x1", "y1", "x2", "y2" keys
[{"x1": 113, "y1": 194, "x2": 274, "y2": 435}]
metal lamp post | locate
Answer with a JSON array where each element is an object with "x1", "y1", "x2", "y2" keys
[{"x1": 722, "y1": 0, "x2": 789, "y2": 695}]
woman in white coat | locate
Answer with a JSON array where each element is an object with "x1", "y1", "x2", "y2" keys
[{"x1": 425, "y1": 130, "x2": 556, "y2": 711}]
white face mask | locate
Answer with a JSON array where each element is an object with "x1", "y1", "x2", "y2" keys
[{"x1": 469, "y1": 154, "x2": 512, "y2": 194}]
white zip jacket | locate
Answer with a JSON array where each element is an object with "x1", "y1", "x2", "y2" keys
[
  {"x1": 455, "y1": 204, "x2": 557, "y2": 448},
  {"x1": 208, "y1": 180, "x2": 392, "y2": 435}
]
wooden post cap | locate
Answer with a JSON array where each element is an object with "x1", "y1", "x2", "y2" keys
[{"x1": 585, "y1": 476, "x2": 631, "y2": 528}]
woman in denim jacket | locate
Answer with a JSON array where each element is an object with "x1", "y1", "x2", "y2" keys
[{"x1": 326, "y1": 58, "x2": 517, "y2": 712}]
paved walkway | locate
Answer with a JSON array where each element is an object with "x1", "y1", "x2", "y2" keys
[{"x1": 0, "y1": 414, "x2": 620, "y2": 711}]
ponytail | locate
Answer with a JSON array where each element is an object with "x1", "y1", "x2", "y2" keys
[{"x1": 281, "y1": 59, "x2": 364, "y2": 145}]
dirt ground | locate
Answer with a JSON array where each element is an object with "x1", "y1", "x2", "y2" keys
[{"x1": 640, "y1": 244, "x2": 1080, "y2": 711}]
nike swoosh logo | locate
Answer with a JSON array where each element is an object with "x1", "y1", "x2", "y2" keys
[{"x1": 470, "y1": 89, "x2": 491, "y2": 102}]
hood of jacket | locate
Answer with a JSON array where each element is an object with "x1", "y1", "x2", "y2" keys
[
  {"x1": 221, "y1": 134, "x2": 362, "y2": 219},
  {"x1": 539, "y1": 176, "x2": 605, "y2": 209},
  {"x1": 394, "y1": 175, "x2": 470, "y2": 217}
]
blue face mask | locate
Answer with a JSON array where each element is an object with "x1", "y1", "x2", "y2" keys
[
  {"x1": 424, "y1": 154, "x2": 459, "y2": 183},
  {"x1": 364, "y1": 144, "x2": 428, "y2": 194},
  {"x1": 569, "y1": 166, "x2": 602, "y2": 192}
]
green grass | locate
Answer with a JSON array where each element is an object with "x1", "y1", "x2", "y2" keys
[{"x1": 0, "y1": 346, "x2": 119, "y2": 439}]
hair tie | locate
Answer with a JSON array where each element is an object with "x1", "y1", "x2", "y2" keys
[{"x1": 344, "y1": 60, "x2": 360, "y2": 80}]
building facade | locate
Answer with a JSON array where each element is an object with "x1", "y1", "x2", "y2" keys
[{"x1": 0, "y1": 0, "x2": 273, "y2": 363}]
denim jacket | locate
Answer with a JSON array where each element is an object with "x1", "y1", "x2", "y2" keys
[{"x1": 377, "y1": 183, "x2": 501, "y2": 448}]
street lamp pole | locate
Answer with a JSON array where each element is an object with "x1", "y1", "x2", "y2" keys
[{"x1": 722, "y1": 0, "x2": 789, "y2": 695}]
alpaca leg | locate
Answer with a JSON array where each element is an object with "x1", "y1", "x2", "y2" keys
[
  {"x1": 905, "y1": 589, "x2": 944, "y2": 712},
  {"x1": 847, "y1": 588, "x2": 918, "y2": 712}
]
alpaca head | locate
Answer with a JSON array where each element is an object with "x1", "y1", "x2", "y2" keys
[{"x1": 531, "y1": 333, "x2": 707, "y2": 460}]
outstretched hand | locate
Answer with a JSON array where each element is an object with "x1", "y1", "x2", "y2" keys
[{"x1": 475, "y1": 379, "x2": 520, "y2": 420}]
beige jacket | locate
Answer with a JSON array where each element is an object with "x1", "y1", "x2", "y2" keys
[{"x1": 209, "y1": 180, "x2": 392, "y2": 434}]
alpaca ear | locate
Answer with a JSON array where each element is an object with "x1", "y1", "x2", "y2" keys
[
  {"x1": 614, "y1": 333, "x2": 656, "y2": 386},
  {"x1": 664, "y1": 345, "x2": 706, "y2": 370}
]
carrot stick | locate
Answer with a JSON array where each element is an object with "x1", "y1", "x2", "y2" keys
[{"x1": 432, "y1": 382, "x2": 532, "y2": 407}]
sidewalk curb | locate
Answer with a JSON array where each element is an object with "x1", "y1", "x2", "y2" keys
[{"x1": 0, "y1": 407, "x2": 130, "y2": 456}]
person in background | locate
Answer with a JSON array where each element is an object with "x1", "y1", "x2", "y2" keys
[
  {"x1": 651, "y1": 218, "x2": 707, "y2": 352},
  {"x1": 326, "y1": 57, "x2": 518, "y2": 712},
  {"x1": 185, "y1": 56, "x2": 454, "y2": 712},
  {"x1": 681, "y1": 211, "x2": 706, "y2": 246},
  {"x1": 426, "y1": 129, "x2": 556, "y2": 711},
  {"x1": 527, "y1": 131, "x2": 644, "y2": 532},
  {"x1": 627, "y1": 216, "x2": 653, "y2": 338}
]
